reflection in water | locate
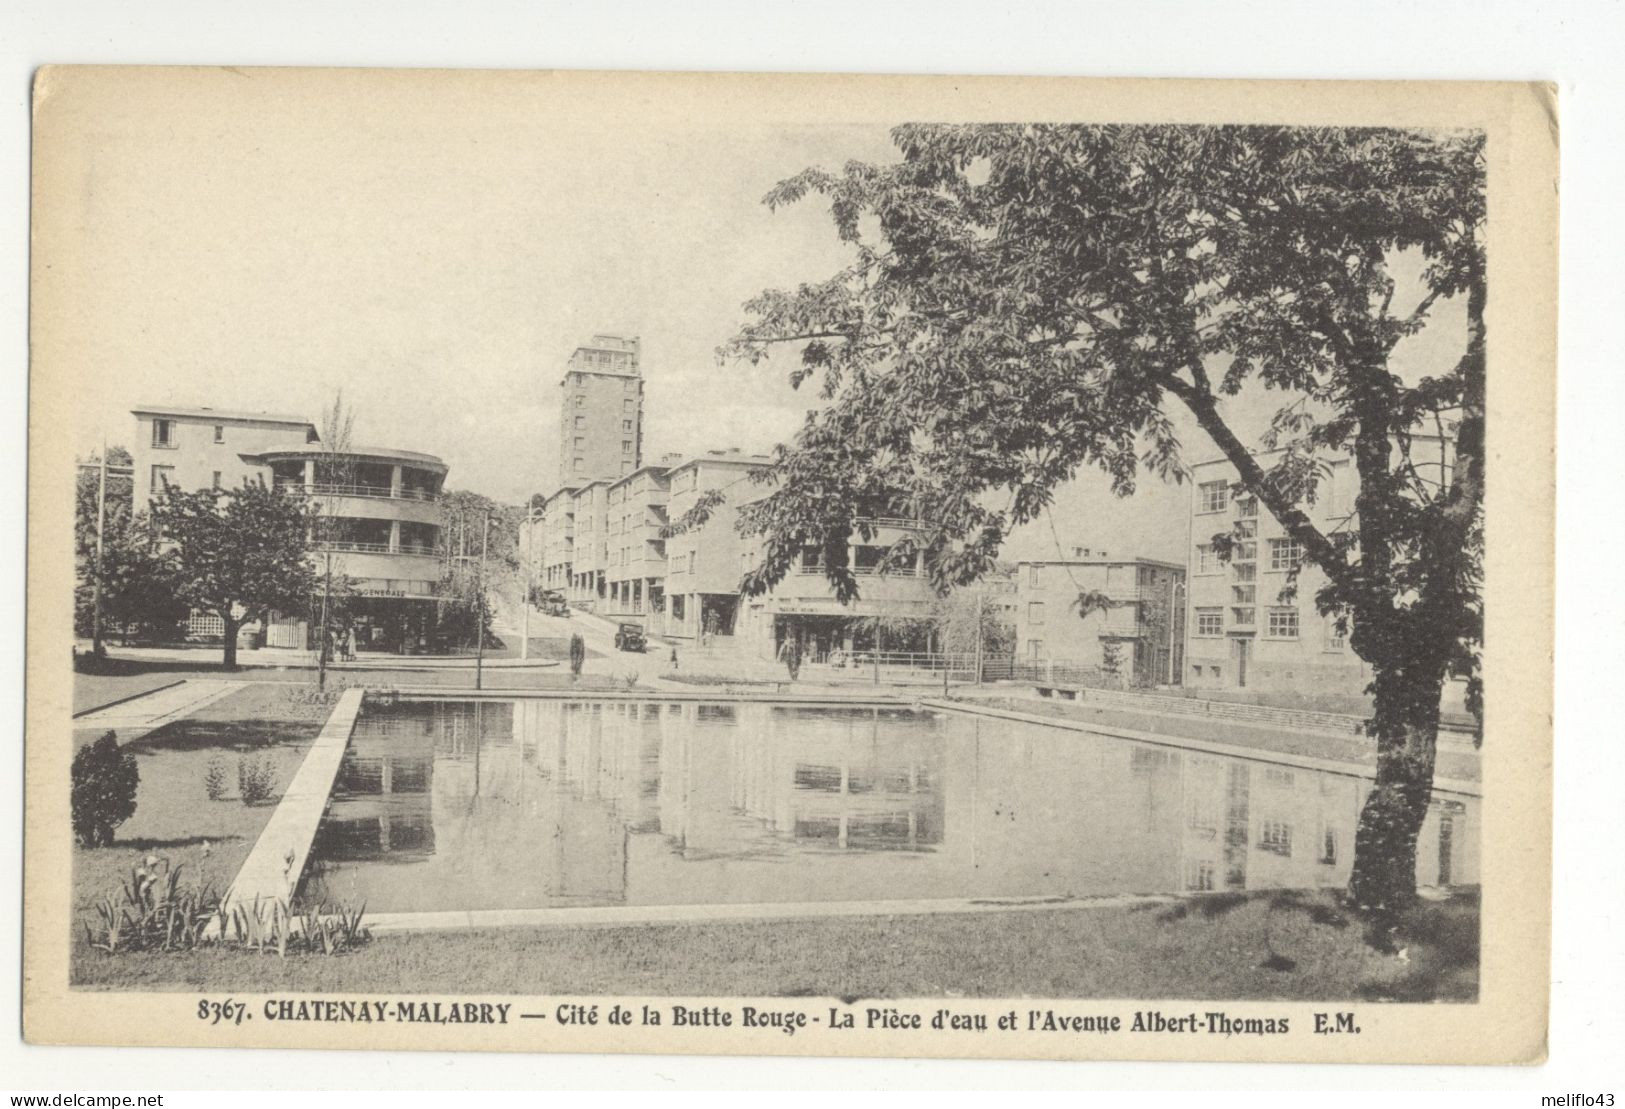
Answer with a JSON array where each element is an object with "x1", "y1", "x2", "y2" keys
[{"x1": 300, "y1": 699, "x2": 1479, "y2": 914}]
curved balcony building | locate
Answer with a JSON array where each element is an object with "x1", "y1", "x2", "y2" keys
[{"x1": 254, "y1": 446, "x2": 450, "y2": 652}]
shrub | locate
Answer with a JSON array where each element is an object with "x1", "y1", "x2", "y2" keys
[
  {"x1": 203, "y1": 757, "x2": 229, "y2": 801},
  {"x1": 71, "y1": 732, "x2": 139, "y2": 846},
  {"x1": 237, "y1": 755, "x2": 276, "y2": 805}
]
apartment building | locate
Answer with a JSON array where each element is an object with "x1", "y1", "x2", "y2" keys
[
  {"x1": 603, "y1": 464, "x2": 672, "y2": 627},
  {"x1": 732, "y1": 501, "x2": 941, "y2": 662},
  {"x1": 536, "y1": 484, "x2": 580, "y2": 595},
  {"x1": 1184, "y1": 448, "x2": 1387, "y2": 695},
  {"x1": 1013, "y1": 552, "x2": 1186, "y2": 685},
  {"x1": 662, "y1": 450, "x2": 773, "y2": 643},
  {"x1": 566, "y1": 480, "x2": 611, "y2": 611},
  {"x1": 130, "y1": 403, "x2": 450, "y2": 652},
  {"x1": 557, "y1": 334, "x2": 643, "y2": 485}
]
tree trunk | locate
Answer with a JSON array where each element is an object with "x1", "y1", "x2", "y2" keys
[
  {"x1": 1347, "y1": 667, "x2": 1444, "y2": 916},
  {"x1": 221, "y1": 614, "x2": 239, "y2": 671}
]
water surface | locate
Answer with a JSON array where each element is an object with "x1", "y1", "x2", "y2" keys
[{"x1": 299, "y1": 698, "x2": 1477, "y2": 913}]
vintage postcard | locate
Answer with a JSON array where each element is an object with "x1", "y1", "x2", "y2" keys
[{"x1": 24, "y1": 67, "x2": 1556, "y2": 1064}]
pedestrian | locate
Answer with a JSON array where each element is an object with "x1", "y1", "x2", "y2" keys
[
  {"x1": 670, "y1": 646, "x2": 679, "y2": 671},
  {"x1": 345, "y1": 625, "x2": 358, "y2": 662}
]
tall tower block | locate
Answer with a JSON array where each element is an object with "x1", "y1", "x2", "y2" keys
[{"x1": 558, "y1": 334, "x2": 643, "y2": 485}]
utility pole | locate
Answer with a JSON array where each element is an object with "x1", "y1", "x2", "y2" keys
[
  {"x1": 91, "y1": 440, "x2": 108, "y2": 657},
  {"x1": 474, "y1": 514, "x2": 489, "y2": 691},
  {"x1": 973, "y1": 588, "x2": 985, "y2": 688},
  {"x1": 317, "y1": 548, "x2": 333, "y2": 690}
]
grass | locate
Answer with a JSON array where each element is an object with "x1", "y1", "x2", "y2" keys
[
  {"x1": 72, "y1": 661, "x2": 193, "y2": 715},
  {"x1": 71, "y1": 682, "x2": 338, "y2": 929},
  {"x1": 70, "y1": 887, "x2": 1477, "y2": 1001},
  {"x1": 966, "y1": 696, "x2": 1481, "y2": 784}
]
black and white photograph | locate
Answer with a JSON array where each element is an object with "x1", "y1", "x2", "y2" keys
[{"x1": 21, "y1": 66, "x2": 1555, "y2": 1067}]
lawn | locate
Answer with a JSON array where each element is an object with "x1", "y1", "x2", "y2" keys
[
  {"x1": 71, "y1": 682, "x2": 340, "y2": 926},
  {"x1": 963, "y1": 696, "x2": 1481, "y2": 784},
  {"x1": 72, "y1": 660, "x2": 193, "y2": 715},
  {"x1": 70, "y1": 887, "x2": 1477, "y2": 1002}
]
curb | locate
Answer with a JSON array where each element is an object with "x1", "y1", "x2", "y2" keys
[{"x1": 71, "y1": 678, "x2": 187, "y2": 720}]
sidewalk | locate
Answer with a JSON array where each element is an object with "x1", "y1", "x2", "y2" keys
[
  {"x1": 84, "y1": 643, "x2": 559, "y2": 671},
  {"x1": 72, "y1": 678, "x2": 246, "y2": 745}
]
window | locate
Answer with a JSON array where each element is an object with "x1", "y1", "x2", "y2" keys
[
  {"x1": 1237, "y1": 495, "x2": 1257, "y2": 518},
  {"x1": 574, "y1": 416, "x2": 585, "y2": 429},
  {"x1": 1269, "y1": 537, "x2": 1303, "y2": 572},
  {"x1": 151, "y1": 419, "x2": 174, "y2": 448},
  {"x1": 1184, "y1": 860, "x2": 1216, "y2": 892},
  {"x1": 1323, "y1": 460, "x2": 1351, "y2": 517},
  {"x1": 575, "y1": 395, "x2": 585, "y2": 408},
  {"x1": 150, "y1": 464, "x2": 174, "y2": 492},
  {"x1": 1267, "y1": 608, "x2": 1299, "y2": 639},
  {"x1": 1259, "y1": 821, "x2": 1293, "y2": 856},
  {"x1": 1195, "y1": 608, "x2": 1223, "y2": 637},
  {"x1": 623, "y1": 398, "x2": 634, "y2": 412},
  {"x1": 574, "y1": 437, "x2": 585, "y2": 450},
  {"x1": 1320, "y1": 828, "x2": 1339, "y2": 865},
  {"x1": 1231, "y1": 584, "x2": 1256, "y2": 604},
  {"x1": 621, "y1": 460, "x2": 632, "y2": 474},
  {"x1": 1196, "y1": 545, "x2": 1219, "y2": 574},
  {"x1": 1028, "y1": 564, "x2": 1044, "y2": 589},
  {"x1": 212, "y1": 424, "x2": 225, "y2": 443},
  {"x1": 572, "y1": 457, "x2": 584, "y2": 472},
  {"x1": 1323, "y1": 616, "x2": 1347, "y2": 651},
  {"x1": 1198, "y1": 480, "x2": 1227, "y2": 513},
  {"x1": 622, "y1": 440, "x2": 633, "y2": 452},
  {"x1": 1027, "y1": 602, "x2": 1046, "y2": 625},
  {"x1": 211, "y1": 471, "x2": 222, "y2": 489},
  {"x1": 1231, "y1": 606, "x2": 1255, "y2": 626},
  {"x1": 622, "y1": 420, "x2": 632, "y2": 431}
]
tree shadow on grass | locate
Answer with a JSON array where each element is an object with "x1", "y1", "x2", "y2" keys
[
  {"x1": 105, "y1": 834, "x2": 246, "y2": 851},
  {"x1": 130, "y1": 718, "x2": 323, "y2": 754}
]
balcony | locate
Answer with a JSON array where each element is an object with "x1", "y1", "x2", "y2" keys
[
  {"x1": 314, "y1": 540, "x2": 444, "y2": 557},
  {"x1": 307, "y1": 482, "x2": 438, "y2": 503}
]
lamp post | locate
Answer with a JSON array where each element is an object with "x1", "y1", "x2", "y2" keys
[
  {"x1": 522, "y1": 505, "x2": 540, "y2": 661},
  {"x1": 474, "y1": 513, "x2": 489, "y2": 691}
]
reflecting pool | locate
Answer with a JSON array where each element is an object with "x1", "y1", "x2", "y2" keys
[{"x1": 298, "y1": 698, "x2": 1478, "y2": 914}]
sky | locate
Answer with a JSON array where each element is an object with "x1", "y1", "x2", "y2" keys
[{"x1": 51, "y1": 69, "x2": 1464, "y2": 568}]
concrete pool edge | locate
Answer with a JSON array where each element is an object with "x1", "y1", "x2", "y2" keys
[
  {"x1": 378, "y1": 685, "x2": 911, "y2": 706},
  {"x1": 918, "y1": 697, "x2": 1482, "y2": 798},
  {"x1": 221, "y1": 687, "x2": 366, "y2": 917},
  {"x1": 361, "y1": 892, "x2": 1186, "y2": 934}
]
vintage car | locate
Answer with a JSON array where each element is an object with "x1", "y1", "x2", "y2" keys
[{"x1": 613, "y1": 623, "x2": 648, "y2": 652}]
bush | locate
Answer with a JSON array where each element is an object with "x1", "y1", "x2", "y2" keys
[
  {"x1": 71, "y1": 732, "x2": 139, "y2": 846},
  {"x1": 203, "y1": 757, "x2": 228, "y2": 801},
  {"x1": 237, "y1": 755, "x2": 276, "y2": 805}
]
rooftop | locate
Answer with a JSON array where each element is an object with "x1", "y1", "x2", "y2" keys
[
  {"x1": 132, "y1": 403, "x2": 315, "y2": 428},
  {"x1": 251, "y1": 445, "x2": 448, "y2": 472}
]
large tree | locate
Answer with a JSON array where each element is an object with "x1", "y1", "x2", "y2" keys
[
  {"x1": 150, "y1": 481, "x2": 319, "y2": 669},
  {"x1": 724, "y1": 124, "x2": 1485, "y2": 915}
]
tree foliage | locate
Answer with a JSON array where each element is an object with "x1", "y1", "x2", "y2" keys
[
  {"x1": 725, "y1": 123, "x2": 1485, "y2": 913},
  {"x1": 71, "y1": 732, "x2": 140, "y2": 846},
  {"x1": 150, "y1": 481, "x2": 319, "y2": 668}
]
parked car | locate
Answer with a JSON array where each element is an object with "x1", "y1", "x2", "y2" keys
[{"x1": 614, "y1": 623, "x2": 647, "y2": 652}]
